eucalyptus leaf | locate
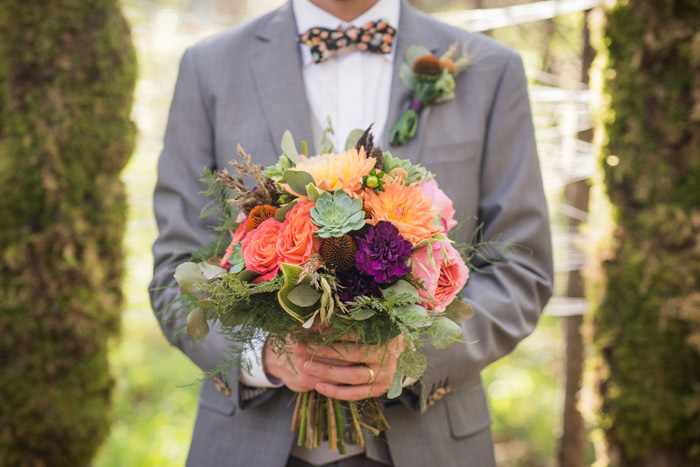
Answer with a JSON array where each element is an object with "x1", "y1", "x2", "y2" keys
[
  {"x1": 281, "y1": 130, "x2": 300, "y2": 164},
  {"x1": 387, "y1": 370, "x2": 404, "y2": 399},
  {"x1": 344, "y1": 129, "x2": 365, "y2": 150},
  {"x1": 394, "y1": 303, "x2": 431, "y2": 329},
  {"x1": 174, "y1": 262, "x2": 206, "y2": 293},
  {"x1": 288, "y1": 284, "x2": 322, "y2": 307},
  {"x1": 198, "y1": 262, "x2": 227, "y2": 280},
  {"x1": 382, "y1": 280, "x2": 420, "y2": 300},
  {"x1": 350, "y1": 308, "x2": 376, "y2": 320},
  {"x1": 399, "y1": 348, "x2": 427, "y2": 379},
  {"x1": 443, "y1": 300, "x2": 474, "y2": 324},
  {"x1": 238, "y1": 269, "x2": 260, "y2": 282},
  {"x1": 283, "y1": 169, "x2": 315, "y2": 196},
  {"x1": 427, "y1": 316, "x2": 464, "y2": 349},
  {"x1": 306, "y1": 183, "x2": 325, "y2": 202},
  {"x1": 278, "y1": 263, "x2": 317, "y2": 323},
  {"x1": 186, "y1": 307, "x2": 209, "y2": 340},
  {"x1": 405, "y1": 45, "x2": 433, "y2": 67},
  {"x1": 399, "y1": 63, "x2": 416, "y2": 88},
  {"x1": 274, "y1": 199, "x2": 299, "y2": 222}
]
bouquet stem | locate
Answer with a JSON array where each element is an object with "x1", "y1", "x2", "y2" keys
[{"x1": 290, "y1": 391, "x2": 390, "y2": 453}]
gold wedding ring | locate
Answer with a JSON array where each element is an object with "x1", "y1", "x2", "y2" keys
[{"x1": 366, "y1": 367, "x2": 375, "y2": 384}]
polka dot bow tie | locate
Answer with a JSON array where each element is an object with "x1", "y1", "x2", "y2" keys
[{"x1": 299, "y1": 19, "x2": 397, "y2": 64}]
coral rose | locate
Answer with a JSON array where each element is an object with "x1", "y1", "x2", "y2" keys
[
  {"x1": 421, "y1": 179, "x2": 457, "y2": 233},
  {"x1": 410, "y1": 241, "x2": 469, "y2": 312},
  {"x1": 276, "y1": 200, "x2": 322, "y2": 265},
  {"x1": 219, "y1": 220, "x2": 248, "y2": 268},
  {"x1": 241, "y1": 218, "x2": 282, "y2": 283}
]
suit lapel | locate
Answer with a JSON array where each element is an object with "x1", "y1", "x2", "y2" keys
[
  {"x1": 381, "y1": 0, "x2": 439, "y2": 162},
  {"x1": 248, "y1": 2, "x2": 315, "y2": 155}
]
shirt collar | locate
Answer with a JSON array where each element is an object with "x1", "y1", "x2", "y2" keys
[{"x1": 292, "y1": 0, "x2": 400, "y2": 65}]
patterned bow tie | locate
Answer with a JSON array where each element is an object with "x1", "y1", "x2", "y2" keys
[{"x1": 299, "y1": 19, "x2": 397, "y2": 64}]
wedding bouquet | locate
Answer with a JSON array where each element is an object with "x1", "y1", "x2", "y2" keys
[{"x1": 172, "y1": 128, "x2": 475, "y2": 453}]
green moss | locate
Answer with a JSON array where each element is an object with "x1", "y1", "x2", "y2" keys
[
  {"x1": 0, "y1": 1, "x2": 136, "y2": 465},
  {"x1": 592, "y1": 0, "x2": 700, "y2": 463}
]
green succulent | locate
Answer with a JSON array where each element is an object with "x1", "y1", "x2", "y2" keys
[
  {"x1": 382, "y1": 151, "x2": 435, "y2": 184},
  {"x1": 227, "y1": 243, "x2": 246, "y2": 274},
  {"x1": 310, "y1": 190, "x2": 366, "y2": 238}
]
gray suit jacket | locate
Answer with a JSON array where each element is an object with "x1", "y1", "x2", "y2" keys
[{"x1": 149, "y1": 1, "x2": 553, "y2": 465}]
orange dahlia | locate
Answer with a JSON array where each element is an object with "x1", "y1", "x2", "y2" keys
[
  {"x1": 290, "y1": 147, "x2": 376, "y2": 195},
  {"x1": 362, "y1": 180, "x2": 441, "y2": 245}
]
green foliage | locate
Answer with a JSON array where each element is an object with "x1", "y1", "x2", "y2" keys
[
  {"x1": 592, "y1": 0, "x2": 700, "y2": 462},
  {"x1": 0, "y1": 0, "x2": 137, "y2": 465}
]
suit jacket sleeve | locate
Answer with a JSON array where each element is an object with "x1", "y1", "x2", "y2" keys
[
  {"x1": 400, "y1": 51, "x2": 554, "y2": 412},
  {"x1": 149, "y1": 47, "x2": 276, "y2": 411}
]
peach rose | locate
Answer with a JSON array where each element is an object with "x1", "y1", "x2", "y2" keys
[
  {"x1": 276, "y1": 200, "x2": 322, "y2": 265},
  {"x1": 219, "y1": 220, "x2": 248, "y2": 268},
  {"x1": 241, "y1": 218, "x2": 282, "y2": 283},
  {"x1": 410, "y1": 241, "x2": 469, "y2": 312},
  {"x1": 420, "y1": 179, "x2": 457, "y2": 233}
]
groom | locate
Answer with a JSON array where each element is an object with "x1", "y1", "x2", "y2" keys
[{"x1": 149, "y1": 0, "x2": 553, "y2": 465}]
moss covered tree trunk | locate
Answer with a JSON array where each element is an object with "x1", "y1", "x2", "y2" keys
[
  {"x1": 0, "y1": 1, "x2": 136, "y2": 465},
  {"x1": 592, "y1": 1, "x2": 700, "y2": 465}
]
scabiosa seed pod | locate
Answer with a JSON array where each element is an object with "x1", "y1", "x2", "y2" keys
[
  {"x1": 370, "y1": 146, "x2": 384, "y2": 170},
  {"x1": 412, "y1": 55, "x2": 443, "y2": 77},
  {"x1": 321, "y1": 234, "x2": 358, "y2": 271},
  {"x1": 246, "y1": 204, "x2": 278, "y2": 232}
]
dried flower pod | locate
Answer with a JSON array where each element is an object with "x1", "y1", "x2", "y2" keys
[
  {"x1": 370, "y1": 146, "x2": 384, "y2": 170},
  {"x1": 246, "y1": 204, "x2": 278, "y2": 232},
  {"x1": 355, "y1": 124, "x2": 375, "y2": 153},
  {"x1": 321, "y1": 235, "x2": 358, "y2": 272},
  {"x1": 412, "y1": 55, "x2": 443, "y2": 76}
]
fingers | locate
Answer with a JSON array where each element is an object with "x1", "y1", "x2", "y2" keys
[
  {"x1": 303, "y1": 361, "x2": 377, "y2": 385},
  {"x1": 309, "y1": 341, "x2": 401, "y2": 364},
  {"x1": 314, "y1": 380, "x2": 389, "y2": 401}
]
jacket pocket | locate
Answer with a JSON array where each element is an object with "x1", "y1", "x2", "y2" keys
[
  {"x1": 198, "y1": 378, "x2": 236, "y2": 416},
  {"x1": 421, "y1": 139, "x2": 481, "y2": 166},
  {"x1": 444, "y1": 381, "x2": 492, "y2": 439}
]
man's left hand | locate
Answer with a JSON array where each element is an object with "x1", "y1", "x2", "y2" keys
[{"x1": 304, "y1": 334, "x2": 404, "y2": 401}]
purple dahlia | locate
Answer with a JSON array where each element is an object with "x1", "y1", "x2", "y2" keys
[
  {"x1": 355, "y1": 221, "x2": 412, "y2": 284},
  {"x1": 337, "y1": 268, "x2": 381, "y2": 302}
]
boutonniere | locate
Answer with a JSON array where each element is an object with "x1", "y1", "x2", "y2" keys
[{"x1": 389, "y1": 42, "x2": 468, "y2": 146}]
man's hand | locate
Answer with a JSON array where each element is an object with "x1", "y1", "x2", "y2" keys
[
  {"x1": 306, "y1": 334, "x2": 404, "y2": 401},
  {"x1": 263, "y1": 335, "x2": 354, "y2": 393},
  {"x1": 264, "y1": 334, "x2": 404, "y2": 401}
]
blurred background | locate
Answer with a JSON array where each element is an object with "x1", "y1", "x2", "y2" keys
[{"x1": 2, "y1": 0, "x2": 698, "y2": 466}]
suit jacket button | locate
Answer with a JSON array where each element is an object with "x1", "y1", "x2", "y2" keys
[{"x1": 213, "y1": 376, "x2": 231, "y2": 397}]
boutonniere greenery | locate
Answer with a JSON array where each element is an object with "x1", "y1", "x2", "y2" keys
[{"x1": 389, "y1": 42, "x2": 468, "y2": 146}]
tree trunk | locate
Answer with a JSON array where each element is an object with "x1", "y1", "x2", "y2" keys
[
  {"x1": 558, "y1": 11, "x2": 595, "y2": 467},
  {"x1": 0, "y1": 1, "x2": 136, "y2": 465},
  {"x1": 591, "y1": 0, "x2": 700, "y2": 465}
]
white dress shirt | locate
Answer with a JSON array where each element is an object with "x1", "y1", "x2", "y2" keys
[{"x1": 240, "y1": 0, "x2": 400, "y2": 388}]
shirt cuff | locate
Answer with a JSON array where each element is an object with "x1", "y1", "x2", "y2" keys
[{"x1": 239, "y1": 331, "x2": 284, "y2": 388}]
